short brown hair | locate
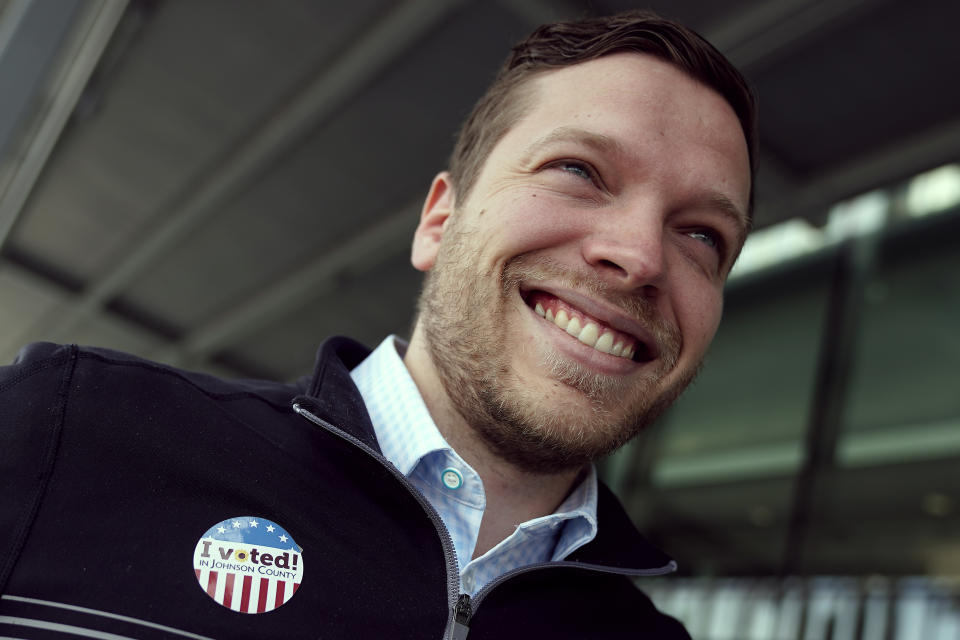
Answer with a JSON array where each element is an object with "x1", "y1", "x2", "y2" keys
[{"x1": 448, "y1": 10, "x2": 758, "y2": 215}]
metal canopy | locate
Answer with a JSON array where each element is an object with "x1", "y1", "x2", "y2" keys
[{"x1": 3, "y1": 0, "x2": 955, "y2": 379}]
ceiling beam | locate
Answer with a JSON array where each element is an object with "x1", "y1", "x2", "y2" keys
[
  {"x1": 0, "y1": 0, "x2": 82, "y2": 161},
  {"x1": 763, "y1": 115, "x2": 960, "y2": 226},
  {"x1": 704, "y1": 0, "x2": 893, "y2": 72},
  {"x1": 149, "y1": 200, "x2": 420, "y2": 368},
  {"x1": 0, "y1": 259, "x2": 73, "y2": 361},
  {"x1": 0, "y1": 0, "x2": 127, "y2": 250},
  {"x1": 494, "y1": 0, "x2": 582, "y2": 26},
  {"x1": 35, "y1": 0, "x2": 467, "y2": 345}
]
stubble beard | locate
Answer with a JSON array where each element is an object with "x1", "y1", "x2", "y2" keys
[{"x1": 418, "y1": 226, "x2": 700, "y2": 475}]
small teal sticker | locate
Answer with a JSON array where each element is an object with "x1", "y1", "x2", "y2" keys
[{"x1": 441, "y1": 467, "x2": 464, "y2": 490}]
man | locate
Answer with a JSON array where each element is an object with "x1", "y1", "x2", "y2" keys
[{"x1": 0, "y1": 10, "x2": 753, "y2": 640}]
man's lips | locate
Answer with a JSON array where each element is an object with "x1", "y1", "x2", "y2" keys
[{"x1": 522, "y1": 290, "x2": 655, "y2": 362}]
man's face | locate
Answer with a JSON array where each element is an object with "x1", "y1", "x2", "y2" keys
[{"x1": 412, "y1": 53, "x2": 751, "y2": 473}]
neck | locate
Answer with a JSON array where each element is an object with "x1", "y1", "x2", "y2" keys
[{"x1": 404, "y1": 324, "x2": 582, "y2": 558}]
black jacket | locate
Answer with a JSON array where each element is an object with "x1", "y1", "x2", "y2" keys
[{"x1": 0, "y1": 338, "x2": 690, "y2": 639}]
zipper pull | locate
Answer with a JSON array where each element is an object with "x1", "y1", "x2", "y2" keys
[{"x1": 446, "y1": 593, "x2": 472, "y2": 640}]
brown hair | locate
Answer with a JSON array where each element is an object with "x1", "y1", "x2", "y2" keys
[{"x1": 448, "y1": 10, "x2": 758, "y2": 215}]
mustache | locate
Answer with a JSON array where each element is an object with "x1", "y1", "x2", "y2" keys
[{"x1": 501, "y1": 254, "x2": 681, "y2": 362}]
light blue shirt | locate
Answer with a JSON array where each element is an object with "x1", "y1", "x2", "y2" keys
[{"x1": 350, "y1": 336, "x2": 598, "y2": 596}]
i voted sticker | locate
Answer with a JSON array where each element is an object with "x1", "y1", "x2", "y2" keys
[{"x1": 193, "y1": 516, "x2": 303, "y2": 614}]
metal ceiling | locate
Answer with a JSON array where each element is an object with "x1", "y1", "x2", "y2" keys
[{"x1": 1, "y1": 0, "x2": 957, "y2": 380}]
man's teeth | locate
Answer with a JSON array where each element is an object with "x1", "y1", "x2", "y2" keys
[
  {"x1": 534, "y1": 302, "x2": 635, "y2": 359},
  {"x1": 555, "y1": 308, "x2": 568, "y2": 329}
]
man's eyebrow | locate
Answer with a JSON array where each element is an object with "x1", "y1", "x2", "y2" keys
[
  {"x1": 704, "y1": 192, "x2": 751, "y2": 243},
  {"x1": 519, "y1": 126, "x2": 627, "y2": 165}
]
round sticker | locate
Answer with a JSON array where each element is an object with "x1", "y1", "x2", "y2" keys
[{"x1": 193, "y1": 516, "x2": 303, "y2": 614}]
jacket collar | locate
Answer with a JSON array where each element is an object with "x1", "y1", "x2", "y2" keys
[
  {"x1": 297, "y1": 336, "x2": 379, "y2": 452},
  {"x1": 297, "y1": 336, "x2": 676, "y2": 575},
  {"x1": 566, "y1": 482, "x2": 676, "y2": 574}
]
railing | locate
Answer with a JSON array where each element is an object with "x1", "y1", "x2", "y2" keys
[{"x1": 642, "y1": 576, "x2": 960, "y2": 640}]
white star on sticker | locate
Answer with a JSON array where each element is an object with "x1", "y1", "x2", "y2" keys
[
  {"x1": 249, "y1": 520, "x2": 259, "y2": 527},
  {"x1": 233, "y1": 520, "x2": 241, "y2": 528},
  {"x1": 279, "y1": 534, "x2": 288, "y2": 543},
  {"x1": 217, "y1": 526, "x2": 226, "y2": 534},
  {"x1": 266, "y1": 525, "x2": 275, "y2": 533}
]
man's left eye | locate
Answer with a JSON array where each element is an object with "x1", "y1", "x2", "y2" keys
[{"x1": 687, "y1": 229, "x2": 719, "y2": 249}]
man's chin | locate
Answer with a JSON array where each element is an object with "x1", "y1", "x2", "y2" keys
[
  {"x1": 494, "y1": 358, "x2": 701, "y2": 474},
  {"x1": 465, "y1": 374, "x2": 639, "y2": 474}
]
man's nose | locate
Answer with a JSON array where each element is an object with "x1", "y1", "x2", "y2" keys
[{"x1": 580, "y1": 213, "x2": 667, "y2": 295}]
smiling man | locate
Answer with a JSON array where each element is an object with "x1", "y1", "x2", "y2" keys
[
  {"x1": 390, "y1": 29, "x2": 752, "y2": 632},
  {"x1": 0, "y1": 10, "x2": 754, "y2": 640}
]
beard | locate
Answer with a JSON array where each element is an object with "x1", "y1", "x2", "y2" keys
[{"x1": 417, "y1": 225, "x2": 701, "y2": 475}]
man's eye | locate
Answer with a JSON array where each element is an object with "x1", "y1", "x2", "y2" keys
[
  {"x1": 559, "y1": 161, "x2": 593, "y2": 181},
  {"x1": 551, "y1": 160, "x2": 599, "y2": 182},
  {"x1": 688, "y1": 229, "x2": 720, "y2": 250}
]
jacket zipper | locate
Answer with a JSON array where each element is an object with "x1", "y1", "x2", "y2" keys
[
  {"x1": 447, "y1": 593, "x2": 472, "y2": 640},
  {"x1": 291, "y1": 403, "x2": 465, "y2": 635},
  {"x1": 292, "y1": 402, "x2": 677, "y2": 638}
]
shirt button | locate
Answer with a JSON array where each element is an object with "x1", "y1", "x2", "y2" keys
[{"x1": 441, "y1": 467, "x2": 464, "y2": 490}]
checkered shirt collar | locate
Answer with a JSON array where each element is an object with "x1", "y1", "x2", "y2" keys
[
  {"x1": 350, "y1": 335, "x2": 598, "y2": 552},
  {"x1": 350, "y1": 336, "x2": 448, "y2": 476}
]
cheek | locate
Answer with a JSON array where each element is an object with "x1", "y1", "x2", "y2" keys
[
  {"x1": 483, "y1": 191, "x2": 592, "y2": 254},
  {"x1": 676, "y1": 287, "x2": 724, "y2": 356}
]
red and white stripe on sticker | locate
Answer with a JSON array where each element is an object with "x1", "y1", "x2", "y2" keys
[{"x1": 194, "y1": 569, "x2": 300, "y2": 613}]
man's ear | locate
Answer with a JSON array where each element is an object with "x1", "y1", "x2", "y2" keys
[{"x1": 411, "y1": 171, "x2": 455, "y2": 272}]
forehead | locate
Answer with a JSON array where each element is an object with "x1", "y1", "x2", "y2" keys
[
  {"x1": 522, "y1": 52, "x2": 744, "y2": 145},
  {"x1": 493, "y1": 53, "x2": 751, "y2": 212}
]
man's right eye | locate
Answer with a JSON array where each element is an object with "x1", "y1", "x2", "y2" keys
[{"x1": 546, "y1": 159, "x2": 604, "y2": 189}]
